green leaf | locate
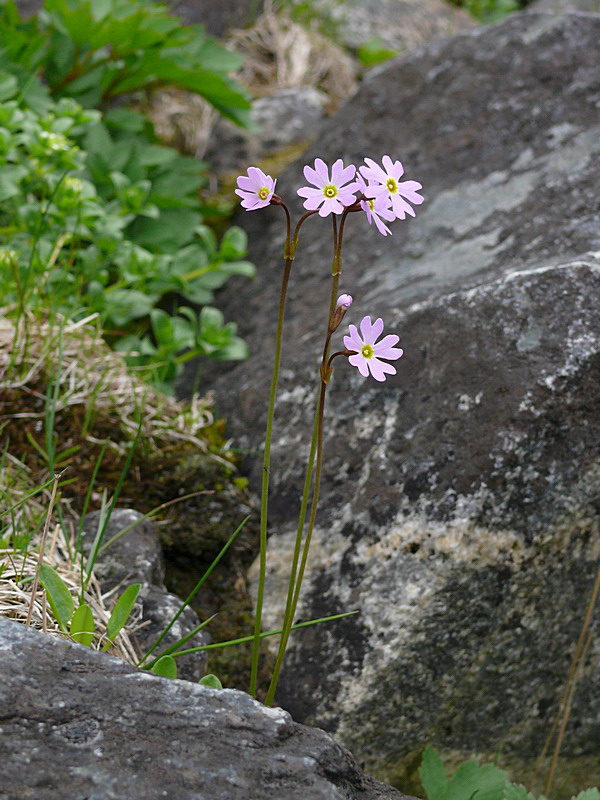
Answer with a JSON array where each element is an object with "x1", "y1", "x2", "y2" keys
[
  {"x1": 502, "y1": 782, "x2": 541, "y2": 800},
  {"x1": 70, "y1": 603, "x2": 95, "y2": 646},
  {"x1": 0, "y1": 70, "x2": 18, "y2": 101},
  {"x1": 571, "y1": 791, "x2": 600, "y2": 800},
  {"x1": 446, "y1": 760, "x2": 507, "y2": 800},
  {"x1": 420, "y1": 745, "x2": 448, "y2": 800},
  {"x1": 219, "y1": 225, "x2": 247, "y2": 260},
  {"x1": 104, "y1": 582, "x2": 141, "y2": 648},
  {"x1": 39, "y1": 563, "x2": 74, "y2": 632},
  {"x1": 150, "y1": 655, "x2": 178, "y2": 679},
  {"x1": 199, "y1": 673, "x2": 222, "y2": 689}
]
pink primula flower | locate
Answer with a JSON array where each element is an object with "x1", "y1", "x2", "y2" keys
[
  {"x1": 344, "y1": 316, "x2": 404, "y2": 382},
  {"x1": 356, "y1": 174, "x2": 396, "y2": 236},
  {"x1": 235, "y1": 167, "x2": 276, "y2": 211},
  {"x1": 359, "y1": 156, "x2": 424, "y2": 220},
  {"x1": 297, "y1": 158, "x2": 358, "y2": 217}
]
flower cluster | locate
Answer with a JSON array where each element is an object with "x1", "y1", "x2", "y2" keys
[{"x1": 236, "y1": 156, "x2": 423, "y2": 236}]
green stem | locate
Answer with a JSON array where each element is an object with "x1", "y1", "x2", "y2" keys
[
  {"x1": 264, "y1": 213, "x2": 346, "y2": 705},
  {"x1": 249, "y1": 205, "x2": 312, "y2": 697}
]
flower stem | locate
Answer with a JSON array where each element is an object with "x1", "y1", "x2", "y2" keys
[
  {"x1": 249, "y1": 254, "x2": 292, "y2": 697},
  {"x1": 264, "y1": 213, "x2": 346, "y2": 705},
  {"x1": 249, "y1": 205, "x2": 316, "y2": 698}
]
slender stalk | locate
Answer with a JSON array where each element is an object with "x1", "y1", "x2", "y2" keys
[
  {"x1": 249, "y1": 205, "x2": 315, "y2": 697},
  {"x1": 541, "y1": 563, "x2": 600, "y2": 796},
  {"x1": 25, "y1": 474, "x2": 61, "y2": 627},
  {"x1": 264, "y1": 213, "x2": 349, "y2": 705}
]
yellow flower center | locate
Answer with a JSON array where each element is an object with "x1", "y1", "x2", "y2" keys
[
  {"x1": 323, "y1": 185, "x2": 338, "y2": 199},
  {"x1": 361, "y1": 344, "x2": 374, "y2": 360},
  {"x1": 386, "y1": 178, "x2": 398, "y2": 194},
  {"x1": 258, "y1": 187, "x2": 270, "y2": 201},
  {"x1": 368, "y1": 198, "x2": 375, "y2": 211}
]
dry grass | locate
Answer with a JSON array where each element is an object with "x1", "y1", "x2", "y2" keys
[
  {"x1": 146, "y1": 1, "x2": 357, "y2": 159},
  {"x1": 0, "y1": 308, "x2": 225, "y2": 661},
  {"x1": 0, "y1": 532, "x2": 141, "y2": 664},
  {"x1": 0, "y1": 309, "x2": 220, "y2": 458}
]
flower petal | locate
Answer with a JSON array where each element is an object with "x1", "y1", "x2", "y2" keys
[
  {"x1": 344, "y1": 324, "x2": 363, "y2": 351},
  {"x1": 297, "y1": 187, "x2": 323, "y2": 199},
  {"x1": 331, "y1": 159, "x2": 357, "y2": 187},
  {"x1": 303, "y1": 159, "x2": 328, "y2": 189},
  {"x1": 374, "y1": 345, "x2": 404, "y2": 360},
  {"x1": 349, "y1": 353, "x2": 370, "y2": 377},
  {"x1": 368, "y1": 358, "x2": 397, "y2": 382},
  {"x1": 359, "y1": 315, "x2": 375, "y2": 344},
  {"x1": 382, "y1": 155, "x2": 405, "y2": 180},
  {"x1": 360, "y1": 158, "x2": 388, "y2": 185}
]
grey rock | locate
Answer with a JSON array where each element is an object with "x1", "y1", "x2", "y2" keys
[
  {"x1": 293, "y1": 0, "x2": 475, "y2": 56},
  {"x1": 178, "y1": 10, "x2": 600, "y2": 790},
  {"x1": 81, "y1": 509, "x2": 209, "y2": 682},
  {"x1": 205, "y1": 87, "x2": 328, "y2": 173},
  {"x1": 0, "y1": 617, "x2": 415, "y2": 800},
  {"x1": 168, "y1": 0, "x2": 265, "y2": 36},
  {"x1": 528, "y1": 0, "x2": 599, "y2": 12}
]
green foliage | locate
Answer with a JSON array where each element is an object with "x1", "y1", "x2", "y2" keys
[
  {"x1": 102, "y1": 582, "x2": 141, "y2": 650},
  {"x1": 151, "y1": 655, "x2": 178, "y2": 679},
  {"x1": 0, "y1": 0, "x2": 253, "y2": 127},
  {"x1": 199, "y1": 673, "x2": 223, "y2": 689},
  {"x1": 449, "y1": 0, "x2": 522, "y2": 23},
  {"x1": 0, "y1": 66, "x2": 253, "y2": 390},
  {"x1": 39, "y1": 563, "x2": 74, "y2": 631},
  {"x1": 419, "y1": 747, "x2": 599, "y2": 800},
  {"x1": 70, "y1": 603, "x2": 95, "y2": 646},
  {"x1": 357, "y1": 37, "x2": 397, "y2": 68}
]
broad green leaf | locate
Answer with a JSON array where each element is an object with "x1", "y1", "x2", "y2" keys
[
  {"x1": 199, "y1": 673, "x2": 222, "y2": 689},
  {"x1": 0, "y1": 71, "x2": 18, "y2": 101},
  {"x1": 571, "y1": 791, "x2": 600, "y2": 800},
  {"x1": 70, "y1": 603, "x2": 95, "y2": 646},
  {"x1": 446, "y1": 760, "x2": 507, "y2": 800},
  {"x1": 420, "y1": 745, "x2": 448, "y2": 800},
  {"x1": 502, "y1": 781, "x2": 539, "y2": 800},
  {"x1": 104, "y1": 582, "x2": 141, "y2": 647},
  {"x1": 39, "y1": 564, "x2": 74, "y2": 632},
  {"x1": 151, "y1": 655, "x2": 178, "y2": 679},
  {"x1": 219, "y1": 225, "x2": 247, "y2": 259}
]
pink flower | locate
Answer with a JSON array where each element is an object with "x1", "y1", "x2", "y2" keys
[
  {"x1": 297, "y1": 158, "x2": 358, "y2": 217},
  {"x1": 336, "y1": 294, "x2": 353, "y2": 309},
  {"x1": 359, "y1": 156, "x2": 424, "y2": 220},
  {"x1": 235, "y1": 167, "x2": 276, "y2": 211},
  {"x1": 344, "y1": 316, "x2": 403, "y2": 382},
  {"x1": 356, "y1": 174, "x2": 396, "y2": 236}
]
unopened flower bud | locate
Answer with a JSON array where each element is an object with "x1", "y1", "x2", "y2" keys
[{"x1": 330, "y1": 293, "x2": 353, "y2": 332}]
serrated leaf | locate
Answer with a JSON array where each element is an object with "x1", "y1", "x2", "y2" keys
[
  {"x1": 502, "y1": 781, "x2": 540, "y2": 800},
  {"x1": 70, "y1": 603, "x2": 95, "y2": 646},
  {"x1": 150, "y1": 655, "x2": 178, "y2": 679},
  {"x1": 104, "y1": 583, "x2": 141, "y2": 647},
  {"x1": 420, "y1": 745, "x2": 448, "y2": 800},
  {"x1": 446, "y1": 760, "x2": 507, "y2": 800},
  {"x1": 39, "y1": 564, "x2": 74, "y2": 632},
  {"x1": 199, "y1": 673, "x2": 222, "y2": 689}
]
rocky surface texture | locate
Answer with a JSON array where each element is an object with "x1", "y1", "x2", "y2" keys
[
  {"x1": 0, "y1": 617, "x2": 415, "y2": 800},
  {"x1": 179, "y1": 10, "x2": 600, "y2": 795},
  {"x1": 301, "y1": 0, "x2": 475, "y2": 55},
  {"x1": 530, "y1": 0, "x2": 599, "y2": 11},
  {"x1": 82, "y1": 509, "x2": 209, "y2": 682}
]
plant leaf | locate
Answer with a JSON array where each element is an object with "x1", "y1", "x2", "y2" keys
[
  {"x1": 70, "y1": 603, "x2": 95, "y2": 646},
  {"x1": 104, "y1": 583, "x2": 141, "y2": 647},
  {"x1": 151, "y1": 655, "x2": 178, "y2": 679},
  {"x1": 39, "y1": 563, "x2": 74, "y2": 632},
  {"x1": 199, "y1": 673, "x2": 222, "y2": 689},
  {"x1": 420, "y1": 745, "x2": 448, "y2": 800}
]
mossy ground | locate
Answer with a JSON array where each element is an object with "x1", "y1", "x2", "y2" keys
[{"x1": 0, "y1": 314, "x2": 270, "y2": 694}]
